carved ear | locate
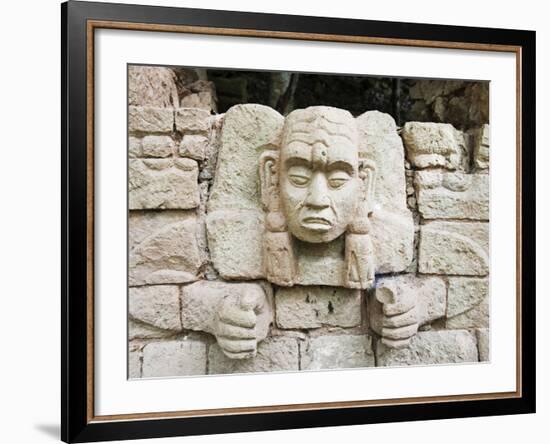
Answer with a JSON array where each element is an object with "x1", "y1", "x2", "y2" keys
[
  {"x1": 259, "y1": 150, "x2": 279, "y2": 210},
  {"x1": 358, "y1": 157, "x2": 377, "y2": 214}
]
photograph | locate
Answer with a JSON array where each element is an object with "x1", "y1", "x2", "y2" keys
[{"x1": 127, "y1": 65, "x2": 490, "y2": 378}]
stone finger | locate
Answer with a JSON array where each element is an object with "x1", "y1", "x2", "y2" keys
[
  {"x1": 383, "y1": 299, "x2": 415, "y2": 317},
  {"x1": 218, "y1": 304, "x2": 256, "y2": 328},
  {"x1": 382, "y1": 309, "x2": 418, "y2": 328},
  {"x1": 239, "y1": 290, "x2": 264, "y2": 312},
  {"x1": 217, "y1": 337, "x2": 257, "y2": 354},
  {"x1": 223, "y1": 350, "x2": 257, "y2": 360},
  {"x1": 381, "y1": 337, "x2": 412, "y2": 349},
  {"x1": 216, "y1": 322, "x2": 257, "y2": 340},
  {"x1": 381, "y1": 323, "x2": 418, "y2": 340}
]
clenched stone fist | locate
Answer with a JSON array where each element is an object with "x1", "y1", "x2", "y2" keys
[
  {"x1": 214, "y1": 288, "x2": 272, "y2": 359},
  {"x1": 369, "y1": 284, "x2": 419, "y2": 349}
]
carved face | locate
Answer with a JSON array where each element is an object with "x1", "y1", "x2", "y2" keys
[{"x1": 279, "y1": 108, "x2": 362, "y2": 243}]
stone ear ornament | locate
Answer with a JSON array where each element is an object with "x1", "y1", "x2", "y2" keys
[
  {"x1": 344, "y1": 157, "x2": 377, "y2": 288},
  {"x1": 259, "y1": 150, "x2": 296, "y2": 286}
]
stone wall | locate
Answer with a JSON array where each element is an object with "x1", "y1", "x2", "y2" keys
[{"x1": 128, "y1": 79, "x2": 490, "y2": 379}]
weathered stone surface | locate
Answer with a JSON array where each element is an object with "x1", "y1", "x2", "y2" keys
[
  {"x1": 129, "y1": 106, "x2": 174, "y2": 133},
  {"x1": 129, "y1": 136, "x2": 142, "y2": 158},
  {"x1": 401, "y1": 122, "x2": 468, "y2": 170},
  {"x1": 175, "y1": 108, "x2": 211, "y2": 134},
  {"x1": 275, "y1": 286, "x2": 361, "y2": 329},
  {"x1": 129, "y1": 158, "x2": 200, "y2": 209},
  {"x1": 369, "y1": 275, "x2": 446, "y2": 336},
  {"x1": 142, "y1": 339, "x2": 207, "y2": 377},
  {"x1": 128, "y1": 66, "x2": 179, "y2": 108},
  {"x1": 377, "y1": 330, "x2": 478, "y2": 366},
  {"x1": 447, "y1": 277, "x2": 489, "y2": 328},
  {"x1": 418, "y1": 221, "x2": 489, "y2": 276},
  {"x1": 129, "y1": 214, "x2": 203, "y2": 286},
  {"x1": 371, "y1": 209, "x2": 414, "y2": 273},
  {"x1": 128, "y1": 346, "x2": 142, "y2": 379},
  {"x1": 471, "y1": 124, "x2": 490, "y2": 170},
  {"x1": 179, "y1": 134, "x2": 209, "y2": 160},
  {"x1": 357, "y1": 111, "x2": 414, "y2": 273},
  {"x1": 476, "y1": 328, "x2": 490, "y2": 361},
  {"x1": 206, "y1": 105, "x2": 283, "y2": 281},
  {"x1": 181, "y1": 281, "x2": 273, "y2": 340},
  {"x1": 129, "y1": 285, "x2": 182, "y2": 331},
  {"x1": 447, "y1": 277, "x2": 488, "y2": 317},
  {"x1": 180, "y1": 80, "x2": 217, "y2": 112},
  {"x1": 415, "y1": 171, "x2": 489, "y2": 220},
  {"x1": 301, "y1": 335, "x2": 374, "y2": 370},
  {"x1": 180, "y1": 92, "x2": 217, "y2": 112},
  {"x1": 208, "y1": 336, "x2": 299, "y2": 374},
  {"x1": 356, "y1": 111, "x2": 409, "y2": 214},
  {"x1": 141, "y1": 135, "x2": 175, "y2": 158},
  {"x1": 129, "y1": 319, "x2": 176, "y2": 340},
  {"x1": 206, "y1": 210, "x2": 264, "y2": 280},
  {"x1": 208, "y1": 104, "x2": 284, "y2": 212}
]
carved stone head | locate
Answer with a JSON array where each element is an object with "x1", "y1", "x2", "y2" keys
[{"x1": 260, "y1": 106, "x2": 377, "y2": 289}]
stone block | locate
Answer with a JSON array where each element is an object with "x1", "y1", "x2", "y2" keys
[
  {"x1": 418, "y1": 221, "x2": 489, "y2": 276},
  {"x1": 471, "y1": 124, "x2": 490, "y2": 170},
  {"x1": 129, "y1": 136, "x2": 142, "y2": 158},
  {"x1": 208, "y1": 336, "x2": 299, "y2": 374},
  {"x1": 129, "y1": 319, "x2": 176, "y2": 340},
  {"x1": 128, "y1": 66, "x2": 179, "y2": 108},
  {"x1": 179, "y1": 134, "x2": 209, "y2": 160},
  {"x1": 141, "y1": 135, "x2": 175, "y2": 158},
  {"x1": 128, "y1": 346, "x2": 142, "y2": 379},
  {"x1": 180, "y1": 92, "x2": 217, "y2": 112},
  {"x1": 175, "y1": 108, "x2": 211, "y2": 133},
  {"x1": 415, "y1": 171, "x2": 489, "y2": 220},
  {"x1": 402, "y1": 122, "x2": 468, "y2": 170},
  {"x1": 476, "y1": 328, "x2": 490, "y2": 361},
  {"x1": 206, "y1": 210, "x2": 264, "y2": 280},
  {"x1": 446, "y1": 277, "x2": 489, "y2": 328},
  {"x1": 301, "y1": 335, "x2": 374, "y2": 370},
  {"x1": 371, "y1": 209, "x2": 414, "y2": 273},
  {"x1": 142, "y1": 339, "x2": 207, "y2": 377},
  {"x1": 129, "y1": 158, "x2": 200, "y2": 209},
  {"x1": 129, "y1": 285, "x2": 182, "y2": 331},
  {"x1": 208, "y1": 104, "x2": 284, "y2": 212},
  {"x1": 377, "y1": 330, "x2": 478, "y2": 366},
  {"x1": 129, "y1": 106, "x2": 174, "y2": 133},
  {"x1": 275, "y1": 286, "x2": 361, "y2": 329},
  {"x1": 356, "y1": 112, "x2": 415, "y2": 273},
  {"x1": 129, "y1": 213, "x2": 203, "y2": 286},
  {"x1": 356, "y1": 111, "x2": 410, "y2": 214},
  {"x1": 181, "y1": 281, "x2": 273, "y2": 340}
]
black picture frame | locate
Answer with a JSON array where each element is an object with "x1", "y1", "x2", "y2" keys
[{"x1": 61, "y1": 1, "x2": 536, "y2": 442}]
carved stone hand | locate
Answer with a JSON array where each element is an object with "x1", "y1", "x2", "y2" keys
[
  {"x1": 369, "y1": 285, "x2": 419, "y2": 348},
  {"x1": 214, "y1": 289, "x2": 271, "y2": 359}
]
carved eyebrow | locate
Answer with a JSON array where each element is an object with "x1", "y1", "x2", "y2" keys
[
  {"x1": 284, "y1": 157, "x2": 312, "y2": 169},
  {"x1": 326, "y1": 160, "x2": 355, "y2": 175}
]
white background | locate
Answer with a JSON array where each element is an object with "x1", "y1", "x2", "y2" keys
[{"x1": 0, "y1": 0, "x2": 547, "y2": 443}]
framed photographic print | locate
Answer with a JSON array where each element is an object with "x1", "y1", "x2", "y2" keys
[{"x1": 61, "y1": 0, "x2": 536, "y2": 442}]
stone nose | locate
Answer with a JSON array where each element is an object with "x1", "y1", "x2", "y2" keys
[{"x1": 304, "y1": 173, "x2": 330, "y2": 209}]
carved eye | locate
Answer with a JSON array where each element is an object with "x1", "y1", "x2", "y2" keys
[
  {"x1": 287, "y1": 166, "x2": 312, "y2": 187},
  {"x1": 328, "y1": 170, "x2": 351, "y2": 189}
]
